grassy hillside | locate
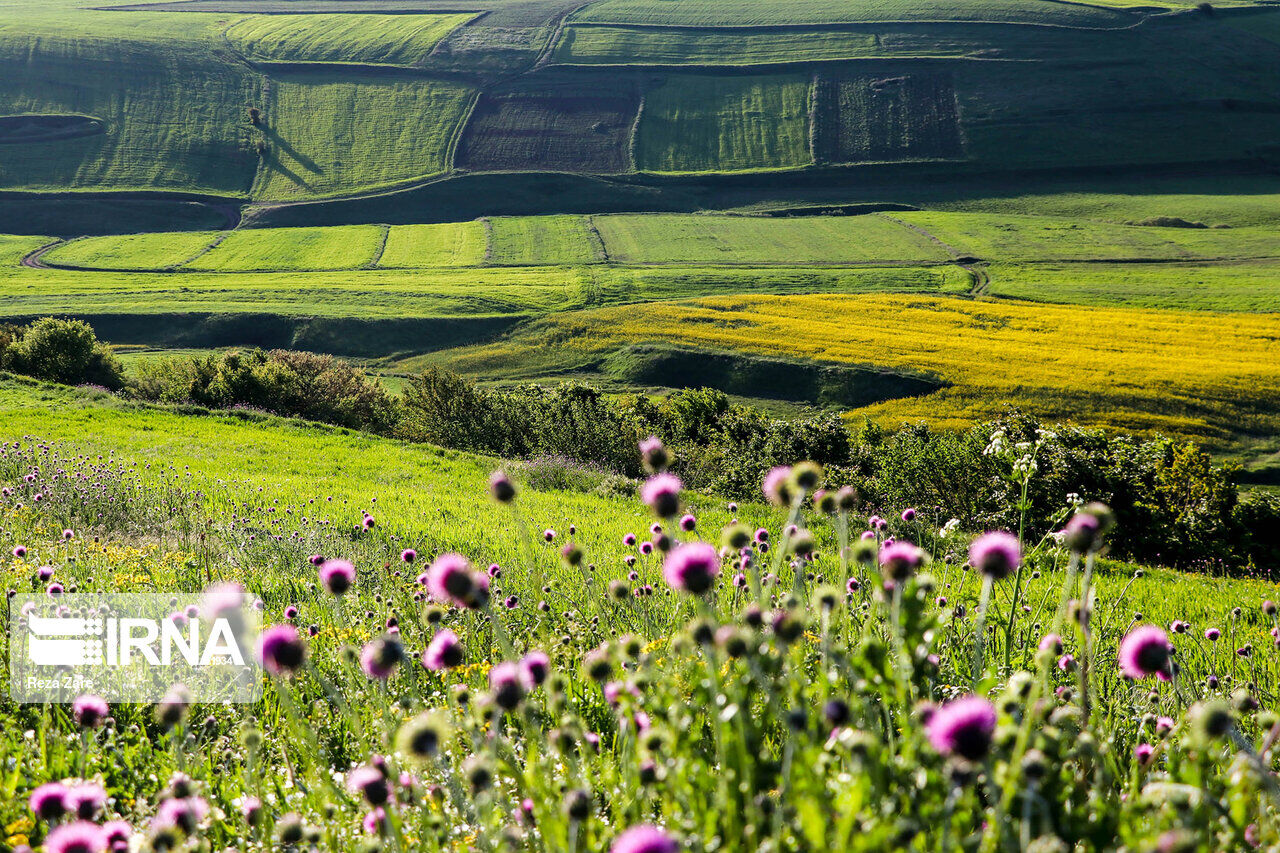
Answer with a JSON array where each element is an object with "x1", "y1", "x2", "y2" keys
[
  {"x1": 224, "y1": 12, "x2": 475, "y2": 66},
  {"x1": 636, "y1": 74, "x2": 812, "y2": 173},
  {"x1": 253, "y1": 74, "x2": 475, "y2": 200},
  {"x1": 486, "y1": 215, "x2": 603, "y2": 265},
  {"x1": 572, "y1": 0, "x2": 1135, "y2": 27},
  {"x1": 0, "y1": 21, "x2": 258, "y2": 195}
]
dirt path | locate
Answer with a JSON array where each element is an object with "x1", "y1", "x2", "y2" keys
[{"x1": 20, "y1": 240, "x2": 65, "y2": 270}]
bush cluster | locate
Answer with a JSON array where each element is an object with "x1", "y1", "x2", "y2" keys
[
  {"x1": 131, "y1": 348, "x2": 397, "y2": 432},
  {"x1": 0, "y1": 317, "x2": 125, "y2": 389},
  {"x1": 4, "y1": 321, "x2": 1274, "y2": 572},
  {"x1": 401, "y1": 369, "x2": 1280, "y2": 573}
]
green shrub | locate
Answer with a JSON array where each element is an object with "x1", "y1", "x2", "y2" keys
[
  {"x1": 131, "y1": 348, "x2": 396, "y2": 432},
  {"x1": 0, "y1": 317, "x2": 124, "y2": 389}
]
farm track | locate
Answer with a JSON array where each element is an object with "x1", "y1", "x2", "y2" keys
[
  {"x1": 366, "y1": 225, "x2": 392, "y2": 268},
  {"x1": 875, "y1": 212, "x2": 969, "y2": 260},
  {"x1": 19, "y1": 240, "x2": 65, "y2": 270}
]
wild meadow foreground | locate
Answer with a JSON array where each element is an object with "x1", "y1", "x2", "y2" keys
[{"x1": 2, "y1": 382, "x2": 1280, "y2": 853}]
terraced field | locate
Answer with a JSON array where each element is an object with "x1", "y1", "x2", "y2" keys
[
  {"x1": 636, "y1": 74, "x2": 812, "y2": 173},
  {"x1": 813, "y1": 72, "x2": 963, "y2": 164},
  {"x1": 455, "y1": 78, "x2": 640, "y2": 173},
  {"x1": 486, "y1": 215, "x2": 602, "y2": 265},
  {"x1": 553, "y1": 26, "x2": 887, "y2": 66},
  {"x1": 571, "y1": 0, "x2": 1136, "y2": 27},
  {"x1": 184, "y1": 225, "x2": 385, "y2": 270},
  {"x1": 433, "y1": 293, "x2": 1280, "y2": 446},
  {"x1": 895, "y1": 212, "x2": 1280, "y2": 262},
  {"x1": 378, "y1": 222, "x2": 487, "y2": 268},
  {"x1": 594, "y1": 214, "x2": 951, "y2": 265},
  {"x1": 254, "y1": 74, "x2": 475, "y2": 200},
  {"x1": 42, "y1": 231, "x2": 220, "y2": 270},
  {"x1": 224, "y1": 13, "x2": 475, "y2": 66}
]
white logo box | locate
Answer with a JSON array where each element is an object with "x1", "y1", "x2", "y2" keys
[{"x1": 10, "y1": 593, "x2": 262, "y2": 704}]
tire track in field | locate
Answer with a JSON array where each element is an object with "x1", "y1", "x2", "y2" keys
[
  {"x1": 876, "y1": 211, "x2": 989, "y2": 296},
  {"x1": 19, "y1": 239, "x2": 67, "y2": 270},
  {"x1": 366, "y1": 224, "x2": 391, "y2": 269}
]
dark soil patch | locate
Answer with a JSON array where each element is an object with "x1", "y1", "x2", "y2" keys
[
  {"x1": 813, "y1": 72, "x2": 963, "y2": 165},
  {"x1": 456, "y1": 77, "x2": 640, "y2": 173},
  {"x1": 0, "y1": 114, "x2": 105, "y2": 144}
]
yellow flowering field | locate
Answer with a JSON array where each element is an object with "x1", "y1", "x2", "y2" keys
[{"x1": 442, "y1": 294, "x2": 1280, "y2": 446}]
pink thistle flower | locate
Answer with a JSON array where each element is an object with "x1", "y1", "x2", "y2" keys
[
  {"x1": 348, "y1": 766, "x2": 390, "y2": 806},
  {"x1": 679, "y1": 513, "x2": 697, "y2": 532},
  {"x1": 401, "y1": 549, "x2": 417, "y2": 563},
  {"x1": 424, "y1": 553, "x2": 479, "y2": 608},
  {"x1": 363, "y1": 807, "x2": 389, "y2": 835},
  {"x1": 762, "y1": 466, "x2": 793, "y2": 506},
  {"x1": 1134, "y1": 743, "x2": 1155, "y2": 765},
  {"x1": 102, "y1": 820, "x2": 132, "y2": 850},
  {"x1": 879, "y1": 541, "x2": 925, "y2": 582},
  {"x1": 65, "y1": 783, "x2": 106, "y2": 820},
  {"x1": 72, "y1": 694, "x2": 109, "y2": 728},
  {"x1": 489, "y1": 661, "x2": 526, "y2": 711},
  {"x1": 13, "y1": 545, "x2": 27, "y2": 558},
  {"x1": 662, "y1": 543, "x2": 721, "y2": 595},
  {"x1": 360, "y1": 636, "x2": 404, "y2": 680},
  {"x1": 518, "y1": 651, "x2": 550, "y2": 689},
  {"x1": 42, "y1": 821, "x2": 105, "y2": 853},
  {"x1": 968, "y1": 532, "x2": 1020, "y2": 581},
  {"x1": 1205, "y1": 628, "x2": 1221, "y2": 641},
  {"x1": 926, "y1": 696, "x2": 997, "y2": 761},
  {"x1": 201, "y1": 582, "x2": 246, "y2": 619},
  {"x1": 422, "y1": 630, "x2": 463, "y2": 671},
  {"x1": 256, "y1": 625, "x2": 306, "y2": 675},
  {"x1": 1118, "y1": 625, "x2": 1172, "y2": 680},
  {"x1": 29, "y1": 781, "x2": 69, "y2": 820},
  {"x1": 319, "y1": 559, "x2": 356, "y2": 596},
  {"x1": 641, "y1": 473, "x2": 682, "y2": 517},
  {"x1": 611, "y1": 824, "x2": 678, "y2": 853}
]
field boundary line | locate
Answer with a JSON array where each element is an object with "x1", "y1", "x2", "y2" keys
[
  {"x1": 174, "y1": 231, "x2": 237, "y2": 270},
  {"x1": 561, "y1": 17, "x2": 1145, "y2": 34},
  {"x1": 875, "y1": 212, "x2": 968, "y2": 260},
  {"x1": 583, "y1": 215, "x2": 609, "y2": 262},
  {"x1": 446, "y1": 89, "x2": 482, "y2": 172},
  {"x1": 480, "y1": 217, "x2": 495, "y2": 265},
  {"x1": 533, "y1": 0, "x2": 599, "y2": 70},
  {"x1": 366, "y1": 224, "x2": 391, "y2": 269}
]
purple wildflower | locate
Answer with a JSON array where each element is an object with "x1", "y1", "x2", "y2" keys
[
  {"x1": 72, "y1": 693, "x2": 109, "y2": 728},
  {"x1": 489, "y1": 661, "x2": 526, "y2": 710},
  {"x1": 318, "y1": 559, "x2": 356, "y2": 596},
  {"x1": 969, "y1": 532, "x2": 1020, "y2": 580},
  {"x1": 611, "y1": 825, "x2": 679, "y2": 853},
  {"x1": 42, "y1": 822, "x2": 105, "y2": 853},
  {"x1": 879, "y1": 541, "x2": 925, "y2": 582},
  {"x1": 30, "y1": 781, "x2": 69, "y2": 820},
  {"x1": 762, "y1": 466, "x2": 793, "y2": 506},
  {"x1": 641, "y1": 473, "x2": 682, "y2": 517},
  {"x1": 662, "y1": 543, "x2": 721, "y2": 595},
  {"x1": 256, "y1": 625, "x2": 306, "y2": 675},
  {"x1": 1118, "y1": 625, "x2": 1171, "y2": 681},
  {"x1": 422, "y1": 629, "x2": 464, "y2": 671},
  {"x1": 518, "y1": 651, "x2": 551, "y2": 689},
  {"x1": 926, "y1": 696, "x2": 997, "y2": 761}
]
